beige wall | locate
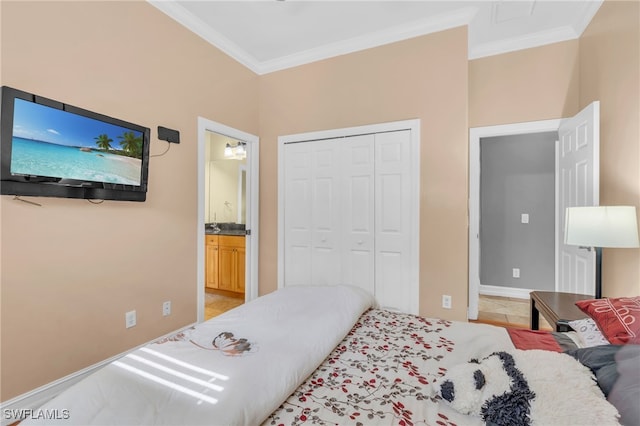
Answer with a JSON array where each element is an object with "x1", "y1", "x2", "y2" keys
[
  {"x1": 469, "y1": 39, "x2": 580, "y2": 128},
  {"x1": 258, "y1": 27, "x2": 470, "y2": 321},
  {"x1": 1, "y1": 0, "x2": 638, "y2": 404},
  {"x1": 579, "y1": 0, "x2": 640, "y2": 296},
  {"x1": 469, "y1": 0, "x2": 639, "y2": 297},
  {"x1": 0, "y1": 1, "x2": 258, "y2": 400}
]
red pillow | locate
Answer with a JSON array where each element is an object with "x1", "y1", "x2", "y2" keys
[{"x1": 575, "y1": 297, "x2": 640, "y2": 344}]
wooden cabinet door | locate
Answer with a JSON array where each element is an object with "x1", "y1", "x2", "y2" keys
[
  {"x1": 235, "y1": 246, "x2": 246, "y2": 293},
  {"x1": 205, "y1": 236, "x2": 219, "y2": 289},
  {"x1": 218, "y1": 245, "x2": 236, "y2": 292},
  {"x1": 216, "y1": 236, "x2": 246, "y2": 294}
]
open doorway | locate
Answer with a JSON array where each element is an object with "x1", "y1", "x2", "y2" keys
[
  {"x1": 197, "y1": 117, "x2": 259, "y2": 323},
  {"x1": 474, "y1": 130, "x2": 558, "y2": 328},
  {"x1": 204, "y1": 132, "x2": 247, "y2": 320},
  {"x1": 469, "y1": 103, "x2": 599, "y2": 322},
  {"x1": 468, "y1": 120, "x2": 560, "y2": 325}
]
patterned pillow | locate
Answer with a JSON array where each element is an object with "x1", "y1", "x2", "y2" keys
[
  {"x1": 575, "y1": 297, "x2": 640, "y2": 345},
  {"x1": 569, "y1": 318, "x2": 610, "y2": 347}
]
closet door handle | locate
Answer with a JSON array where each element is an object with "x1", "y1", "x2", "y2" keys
[{"x1": 357, "y1": 240, "x2": 364, "y2": 245}]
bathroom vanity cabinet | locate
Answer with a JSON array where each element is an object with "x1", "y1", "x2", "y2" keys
[{"x1": 206, "y1": 234, "x2": 245, "y2": 294}]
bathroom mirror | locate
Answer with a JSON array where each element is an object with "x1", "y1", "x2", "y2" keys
[{"x1": 205, "y1": 132, "x2": 247, "y2": 224}]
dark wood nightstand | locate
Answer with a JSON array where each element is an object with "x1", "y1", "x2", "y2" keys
[{"x1": 530, "y1": 291, "x2": 592, "y2": 332}]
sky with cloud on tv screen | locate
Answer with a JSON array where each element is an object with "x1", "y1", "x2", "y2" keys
[{"x1": 12, "y1": 98, "x2": 140, "y2": 149}]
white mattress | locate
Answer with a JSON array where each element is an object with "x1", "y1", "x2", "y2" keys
[{"x1": 21, "y1": 285, "x2": 374, "y2": 426}]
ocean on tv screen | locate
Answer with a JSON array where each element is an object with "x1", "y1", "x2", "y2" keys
[
  {"x1": 11, "y1": 97, "x2": 144, "y2": 185},
  {"x1": 11, "y1": 137, "x2": 142, "y2": 185}
]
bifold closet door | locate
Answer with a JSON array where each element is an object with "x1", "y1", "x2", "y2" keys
[
  {"x1": 374, "y1": 130, "x2": 413, "y2": 313},
  {"x1": 283, "y1": 139, "x2": 342, "y2": 286},
  {"x1": 283, "y1": 130, "x2": 413, "y2": 312},
  {"x1": 341, "y1": 134, "x2": 375, "y2": 294}
]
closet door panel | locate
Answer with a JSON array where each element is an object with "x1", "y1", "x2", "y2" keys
[
  {"x1": 341, "y1": 135, "x2": 375, "y2": 294},
  {"x1": 311, "y1": 140, "x2": 342, "y2": 286},
  {"x1": 284, "y1": 143, "x2": 313, "y2": 285},
  {"x1": 283, "y1": 126, "x2": 416, "y2": 314},
  {"x1": 374, "y1": 130, "x2": 413, "y2": 312}
]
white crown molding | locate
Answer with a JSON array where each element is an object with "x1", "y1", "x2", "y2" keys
[
  {"x1": 149, "y1": 1, "x2": 603, "y2": 73},
  {"x1": 573, "y1": 0, "x2": 604, "y2": 35},
  {"x1": 257, "y1": 7, "x2": 477, "y2": 75},
  {"x1": 147, "y1": 0, "x2": 263, "y2": 74},
  {"x1": 469, "y1": 0, "x2": 603, "y2": 60},
  {"x1": 469, "y1": 25, "x2": 579, "y2": 60},
  {"x1": 148, "y1": 1, "x2": 476, "y2": 75}
]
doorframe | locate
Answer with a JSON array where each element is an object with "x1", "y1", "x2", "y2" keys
[
  {"x1": 197, "y1": 117, "x2": 259, "y2": 323},
  {"x1": 276, "y1": 119, "x2": 421, "y2": 314},
  {"x1": 468, "y1": 118, "x2": 560, "y2": 320}
]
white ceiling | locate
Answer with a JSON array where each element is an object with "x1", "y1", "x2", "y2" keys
[{"x1": 149, "y1": 0, "x2": 603, "y2": 75}]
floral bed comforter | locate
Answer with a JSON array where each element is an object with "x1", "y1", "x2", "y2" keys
[{"x1": 265, "y1": 309, "x2": 515, "y2": 426}]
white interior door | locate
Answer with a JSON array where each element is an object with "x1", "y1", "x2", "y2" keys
[
  {"x1": 283, "y1": 138, "x2": 344, "y2": 287},
  {"x1": 283, "y1": 142, "x2": 313, "y2": 285},
  {"x1": 374, "y1": 130, "x2": 413, "y2": 312},
  {"x1": 557, "y1": 101, "x2": 600, "y2": 294},
  {"x1": 341, "y1": 134, "x2": 376, "y2": 295},
  {"x1": 311, "y1": 140, "x2": 342, "y2": 286}
]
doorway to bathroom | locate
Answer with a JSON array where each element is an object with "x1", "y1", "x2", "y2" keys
[{"x1": 197, "y1": 117, "x2": 259, "y2": 323}]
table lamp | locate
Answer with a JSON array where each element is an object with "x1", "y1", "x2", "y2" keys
[{"x1": 564, "y1": 206, "x2": 640, "y2": 298}]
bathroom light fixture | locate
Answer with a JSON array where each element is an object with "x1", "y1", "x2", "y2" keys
[
  {"x1": 224, "y1": 141, "x2": 246, "y2": 160},
  {"x1": 224, "y1": 143, "x2": 233, "y2": 158}
]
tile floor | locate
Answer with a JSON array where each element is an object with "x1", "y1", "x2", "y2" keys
[
  {"x1": 205, "y1": 291, "x2": 244, "y2": 320},
  {"x1": 477, "y1": 294, "x2": 552, "y2": 330}
]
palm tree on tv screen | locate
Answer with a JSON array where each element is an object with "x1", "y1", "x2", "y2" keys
[
  {"x1": 94, "y1": 134, "x2": 113, "y2": 151},
  {"x1": 118, "y1": 131, "x2": 143, "y2": 159}
]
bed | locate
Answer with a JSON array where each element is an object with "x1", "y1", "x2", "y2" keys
[{"x1": 18, "y1": 286, "x2": 638, "y2": 426}]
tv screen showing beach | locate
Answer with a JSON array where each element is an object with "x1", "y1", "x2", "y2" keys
[{"x1": 11, "y1": 98, "x2": 143, "y2": 186}]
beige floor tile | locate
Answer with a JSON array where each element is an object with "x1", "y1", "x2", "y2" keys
[
  {"x1": 205, "y1": 292, "x2": 244, "y2": 320},
  {"x1": 477, "y1": 294, "x2": 553, "y2": 330}
]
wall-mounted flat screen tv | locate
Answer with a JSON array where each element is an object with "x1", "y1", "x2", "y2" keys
[{"x1": 1, "y1": 86, "x2": 150, "y2": 201}]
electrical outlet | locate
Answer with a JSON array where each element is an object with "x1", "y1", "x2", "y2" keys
[
  {"x1": 513, "y1": 268, "x2": 520, "y2": 278},
  {"x1": 442, "y1": 295, "x2": 452, "y2": 309},
  {"x1": 521, "y1": 213, "x2": 529, "y2": 224},
  {"x1": 125, "y1": 310, "x2": 136, "y2": 328},
  {"x1": 162, "y1": 301, "x2": 171, "y2": 316}
]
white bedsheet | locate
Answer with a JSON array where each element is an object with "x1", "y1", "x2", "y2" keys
[{"x1": 22, "y1": 285, "x2": 374, "y2": 426}]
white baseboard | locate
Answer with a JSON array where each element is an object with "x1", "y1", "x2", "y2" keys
[
  {"x1": 0, "y1": 322, "x2": 197, "y2": 426},
  {"x1": 479, "y1": 284, "x2": 532, "y2": 300}
]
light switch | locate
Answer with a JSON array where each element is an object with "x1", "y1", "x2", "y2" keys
[{"x1": 521, "y1": 213, "x2": 529, "y2": 224}]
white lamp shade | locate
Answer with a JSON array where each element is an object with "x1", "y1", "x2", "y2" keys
[{"x1": 564, "y1": 206, "x2": 640, "y2": 248}]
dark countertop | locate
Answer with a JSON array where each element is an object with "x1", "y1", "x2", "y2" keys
[
  {"x1": 205, "y1": 223, "x2": 246, "y2": 236},
  {"x1": 205, "y1": 230, "x2": 246, "y2": 236}
]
